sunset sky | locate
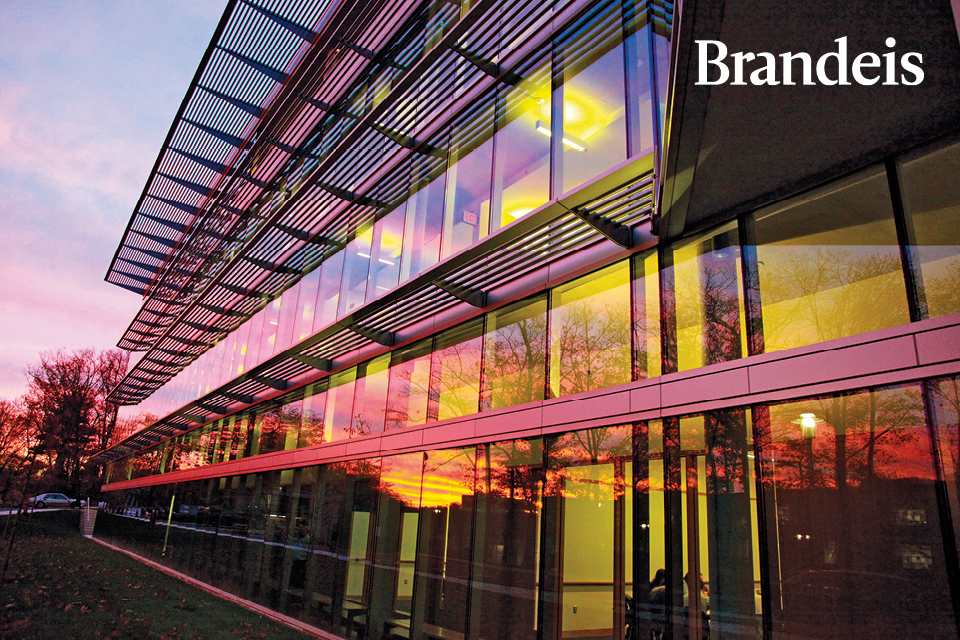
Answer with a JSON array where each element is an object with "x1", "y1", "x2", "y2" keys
[{"x1": 0, "y1": 1, "x2": 226, "y2": 399}]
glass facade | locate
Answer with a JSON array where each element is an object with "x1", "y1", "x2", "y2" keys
[
  {"x1": 98, "y1": 380, "x2": 960, "y2": 640},
  {"x1": 110, "y1": 138, "x2": 960, "y2": 485},
  {"x1": 133, "y1": 0, "x2": 664, "y2": 421},
  {"x1": 97, "y1": 0, "x2": 960, "y2": 637},
  {"x1": 750, "y1": 168, "x2": 910, "y2": 353}
]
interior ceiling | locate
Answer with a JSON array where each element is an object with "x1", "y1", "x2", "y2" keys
[{"x1": 659, "y1": 0, "x2": 960, "y2": 241}]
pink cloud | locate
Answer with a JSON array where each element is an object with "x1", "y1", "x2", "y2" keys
[{"x1": 0, "y1": 1, "x2": 225, "y2": 403}]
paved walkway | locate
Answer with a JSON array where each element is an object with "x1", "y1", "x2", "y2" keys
[{"x1": 0, "y1": 507, "x2": 66, "y2": 516}]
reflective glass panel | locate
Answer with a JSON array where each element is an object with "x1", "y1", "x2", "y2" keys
[
  {"x1": 281, "y1": 399, "x2": 303, "y2": 451},
  {"x1": 367, "y1": 206, "x2": 406, "y2": 302},
  {"x1": 301, "y1": 463, "x2": 350, "y2": 632},
  {"x1": 442, "y1": 104, "x2": 493, "y2": 257},
  {"x1": 633, "y1": 419, "x2": 667, "y2": 640},
  {"x1": 751, "y1": 167, "x2": 909, "y2": 352},
  {"x1": 400, "y1": 173, "x2": 445, "y2": 283},
  {"x1": 275, "y1": 282, "x2": 301, "y2": 353},
  {"x1": 756, "y1": 386, "x2": 954, "y2": 639},
  {"x1": 624, "y1": 24, "x2": 656, "y2": 158},
  {"x1": 242, "y1": 307, "x2": 265, "y2": 371},
  {"x1": 899, "y1": 138, "x2": 960, "y2": 318},
  {"x1": 549, "y1": 261, "x2": 631, "y2": 397},
  {"x1": 276, "y1": 467, "x2": 318, "y2": 618},
  {"x1": 928, "y1": 374, "x2": 960, "y2": 606},
  {"x1": 299, "y1": 382, "x2": 327, "y2": 447},
  {"x1": 541, "y1": 425, "x2": 632, "y2": 640},
  {"x1": 352, "y1": 354, "x2": 390, "y2": 436},
  {"x1": 667, "y1": 221, "x2": 746, "y2": 372},
  {"x1": 220, "y1": 331, "x2": 238, "y2": 384},
  {"x1": 338, "y1": 460, "x2": 382, "y2": 637},
  {"x1": 493, "y1": 62, "x2": 551, "y2": 228},
  {"x1": 430, "y1": 319, "x2": 483, "y2": 421},
  {"x1": 259, "y1": 298, "x2": 282, "y2": 362},
  {"x1": 339, "y1": 228, "x2": 374, "y2": 318},
  {"x1": 684, "y1": 410, "x2": 761, "y2": 640},
  {"x1": 469, "y1": 438, "x2": 543, "y2": 640},
  {"x1": 368, "y1": 452, "x2": 424, "y2": 638},
  {"x1": 325, "y1": 367, "x2": 358, "y2": 442},
  {"x1": 293, "y1": 267, "x2": 321, "y2": 343},
  {"x1": 316, "y1": 250, "x2": 345, "y2": 328},
  {"x1": 555, "y1": 2, "x2": 627, "y2": 194},
  {"x1": 632, "y1": 250, "x2": 661, "y2": 379},
  {"x1": 482, "y1": 296, "x2": 547, "y2": 410},
  {"x1": 385, "y1": 341, "x2": 432, "y2": 430},
  {"x1": 411, "y1": 447, "x2": 477, "y2": 638}
]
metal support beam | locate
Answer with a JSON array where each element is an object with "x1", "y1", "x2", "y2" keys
[
  {"x1": 297, "y1": 93, "x2": 333, "y2": 112},
  {"x1": 117, "y1": 257, "x2": 160, "y2": 275},
  {"x1": 196, "y1": 301, "x2": 248, "y2": 317},
  {"x1": 446, "y1": 42, "x2": 523, "y2": 85},
  {"x1": 140, "y1": 207, "x2": 192, "y2": 232},
  {"x1": 117, "y1": 258, "x2": 192, "y2": 279},
  {"x1": 198, "y1": 85, "x2": 264, "y2": 119},
  {"x1": 170, "y1": 147, "x2": 230, "y2": 175},
  {"x1": 197, "y1": 402, "x2": 230, "y2": 415},
  {"x1": 243, "y1": 256, "x2": 302, "y2": 274},
  {"x1": 130, "y1": 228, "x2": 178, "y2": 249},
  {"x1": 275, "y1": 224, "x2": 344, "y2": 248},
  {"x1": 432, "y1": 279, "x2": 487, "y2": 308},
  {"x1": 222, "y1": 391, "x2": 255, "y2": 404},
  {"x1": 349, "y1": 323, "x2": 395, "y2": 347},
  {"x1": 219, "y1": 282, "x2": 271, "y2": 299},
  {"x1": 564, "y1": 206, "x2": 634, "y2": 249},
  {"x1": 114, "y1": 270, "x2": 156, "y2": 287},
  {"x1": 251, "y1": 374, "x2": 288, "y2": 391},
  {"x1": 156, "y1": 346, "x2": 190, "y2": 357},
  {"x1": 291, "y1": 354, "x2": 332, "y2": 371},
  {"x1": 183, "y1": 319, "x2": 218, "y2": 333},
  {"x1": 237, "y1": 171, "x2": 272, "y2": 190},
  {"x1": 316, "y1": 182, "x2": 389, "y2": 209},
  {"x1": 166, "y1": 334, "x2": 214, "y2": 349},
  {"x1": 158, "y1": 172, "x2": 218, "y2": 199},
  {"x1": 183, "y1": 117, "x2": 247, "y2": 148},
  {"x1": 369, "y1": 122, "x2": 445, "y2": 157},
  {"x1": 239, "y1": 0, "x2": 317, "y2": 42},
  {"x1": 129, "y1": 246, "x2": 170, "y2": 262},
  {"x1": 265, "y1": 138, "x2": 300, "y2": 155},
  {"x1": 217, "y1": 46, "x2": 289, "y2": 84},
  {"x1": 338, "y1": 38, "x2": 404, "y2": 69},
  {"x1": 125, "y1": 329, "x2": 157, "y2": 340}
]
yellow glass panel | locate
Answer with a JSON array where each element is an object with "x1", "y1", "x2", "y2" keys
[
  {"x1": 549, "y1": 261, "x2": 631, "y2": 397},
  {"x1": 754, "y1": 167, "x2": 909, "y2": 352}
]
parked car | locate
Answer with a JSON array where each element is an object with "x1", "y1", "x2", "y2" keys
[{"x1": 27, "y1": 493, "x2": 79, "y2": 508}]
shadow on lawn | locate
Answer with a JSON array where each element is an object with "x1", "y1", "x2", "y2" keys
[{"x1": 0, "y1": 510, "x2": 311, "y2": 640}]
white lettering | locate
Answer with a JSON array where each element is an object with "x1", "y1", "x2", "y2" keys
[
  {"x1": 750, "y1": 52, "x2": 780, "y2": 85},
  {"x1": 696, "y1": 40, "x2": 729, "y2": 85},
  {"x1": 731, "y1": 51, "x2": 756, "y2": 85},
  {"x1": 695, "y1": 37, "x2": 922, "y2": 86},
  {"x1": 816, "y1": 37, "x2": 850, "y2": 86},
  {"x1": 901, "y1": 52, "x2": 924, "y2": 85},
  {"x1": 780, "y1": 52, "x2": 814, "y2": 85},
  {"x1": 851, "y1": 52, "x2": 880, "y2": 85}
]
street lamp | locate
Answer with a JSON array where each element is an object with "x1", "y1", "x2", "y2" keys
[
  {"x1": 792, "y1": 412, "x2": 821, "y2": 487},
  {"x1": 799, "y1": 413, "x2": 818, "y2": 439}
]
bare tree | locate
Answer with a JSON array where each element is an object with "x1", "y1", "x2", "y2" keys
[
  {"x1": 0, "y1": 400, "x2": 34, "y2": 505},
  {"x1": 24, "y1": 348, "x2": 129, "y2": 495}
]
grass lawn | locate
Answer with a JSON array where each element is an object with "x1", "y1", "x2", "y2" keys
[{"x1": 0, "y1": 510, "x2": 314, "y2": 640}]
